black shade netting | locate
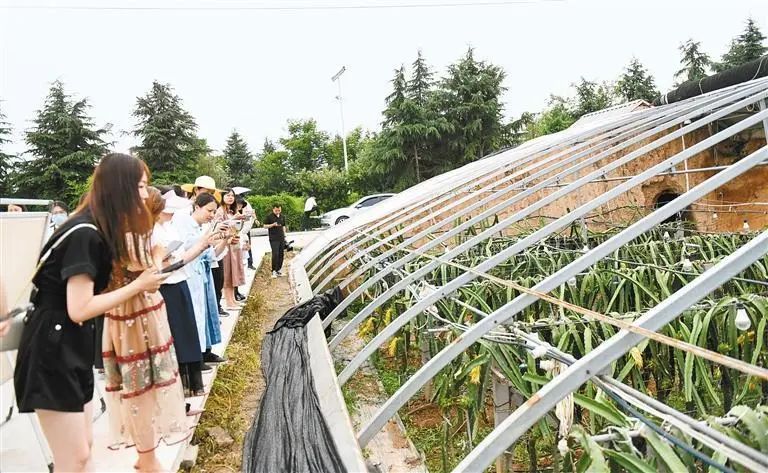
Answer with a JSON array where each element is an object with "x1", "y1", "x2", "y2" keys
[{"x1": 242, "y1": 287, "x2": 347, "y2": 473}]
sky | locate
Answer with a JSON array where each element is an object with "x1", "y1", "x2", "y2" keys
[{"x1": 1, "y1": 0, "x2": 767, "y2": 158}]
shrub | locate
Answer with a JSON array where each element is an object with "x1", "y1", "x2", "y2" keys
[{"x1": 246, "y1": 193, "x2": 304, "y2": 230}]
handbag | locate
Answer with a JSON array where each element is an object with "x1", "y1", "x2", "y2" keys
[{"x1": 0, "y1": 223, "x2": 98, "y2": 352}]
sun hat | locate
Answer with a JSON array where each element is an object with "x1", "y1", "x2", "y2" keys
[
  {"x1": 194, "y1": 175, "x2": 217, "y2": 191},
  {"x1": 161, "y1": 190, "x2": 193, "y2": 214}
]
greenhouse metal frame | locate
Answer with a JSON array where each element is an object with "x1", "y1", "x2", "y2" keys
[{"x1": 294, "y1": 77, "x2": 768, "y2": 472}]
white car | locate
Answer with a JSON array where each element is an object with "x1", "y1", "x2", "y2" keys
[{"x1": 320, "y1": 193, "x2": 395, "y2": 227}]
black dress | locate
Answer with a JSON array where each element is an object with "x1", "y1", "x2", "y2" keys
[{"x1": 14, "y1": 212, "x2": 112, "y2": 413}]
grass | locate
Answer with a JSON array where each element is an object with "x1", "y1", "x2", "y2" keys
[{"x1": 191, "y1": 290, "x2": 269, "y2": 472}]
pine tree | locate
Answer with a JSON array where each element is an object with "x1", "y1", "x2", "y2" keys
[
  {"x1": 572, "y1": 78, "x2": 613, "y2": 118},
  {"x1": 132, "y1": 81, "x2": 199, "y2": 184},
  {"x1": 383, "y1": 66, "x2": 407, "y2": 127},
  {"x1": 223, "y1": 130, "x2": 253, "y2": 185},
  {"x1": 438, "y1": 47, "x2": 506, "y2": 165},
  {"x1": 615, "y1": 58, "x2": 659, "y2": 103},
  {"x1": 715, "y1": 18, "x2": 767, "y2": 72},
  {"x1": 0, "y1": 104, "x2": 13, "y2": 196},
  {"x1": 408, "y1": 51, "x2": 433, "y2": 106},
  {"x1": 675, "y1": 39, "x2": 712, "y2": 83},
  {"x1": 15, "y1": 81, "x2": 108, "y2": 205}
]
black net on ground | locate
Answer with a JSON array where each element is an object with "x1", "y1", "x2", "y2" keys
[{"x1": 242, "y1": 287, "x2": 346, "y2": 473}]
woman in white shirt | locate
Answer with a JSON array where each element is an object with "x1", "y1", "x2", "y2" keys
[{"x1": 153, "y1": 191, "x2": 213, "y2": 398}]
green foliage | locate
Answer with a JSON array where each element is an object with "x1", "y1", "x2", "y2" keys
[
  {"x1": 194, "y1": 149, "x2": 230, "y2": 191},
  {"x1": 14, "y1": 81, "x2": 108, "y2": 205},
  {"x1": 222, "y1": 130, "x2": 253, "y2": 186},
  {"x1": 294, "y1": 167, "x2": 352, "y2": 211},
  {"x1": 675, "y1": 39, "x2": 712, "y2": 84},
  {"x1": 715, "y1": 18, "x2": 767, "y2": 72},
  {"x1": 132, "y1": 81, "x2": 199, "y2": 184},
  {"x1": 245, "y1": 193, "x2": 304, "y2": 229},
  {"x1": 615, "y1": 58, "x2": 658, "y2": 103},
  {"x1": 438, "y1": 47, "x2": 506, "y2": 165},
  {"x1": 0, "y1": 104, "x2": 13, "y2": 196},
  {"x1": 572, "y1": 78, "x2": 614, "y2": 118},
  {"x1": 280, "y1": 119, "x2": 331, "y2": 173},
  {"x1": 251, "y1": 148, "x2": 290, "y2": 195},
  {"x1": 530, "y1": 96, "x2": 576, "y2": 137}
]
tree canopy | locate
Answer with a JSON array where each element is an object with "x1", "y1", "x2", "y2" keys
[
  {"x1": 715, "y1": 18, "x2": 767, "y2": 72},
  {"x1": 615, "y1": 58, "x2": 659, "y2": 103}
]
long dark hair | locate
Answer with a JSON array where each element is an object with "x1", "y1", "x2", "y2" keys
[
  {"x1": 221, "y1": 188, "x2": 237, "y2": 215},
  {"x1": 82, "y1": 153, "x2": 153, "y2": 264}
]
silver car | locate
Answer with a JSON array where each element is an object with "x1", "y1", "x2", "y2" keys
[{"x1": 320, "y1": 193, "x2": 395, "y2": 227}]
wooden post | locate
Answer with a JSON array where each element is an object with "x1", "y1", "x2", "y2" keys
[{"x1": 492, "y1": 366, "x2": 523, "y2": 473}]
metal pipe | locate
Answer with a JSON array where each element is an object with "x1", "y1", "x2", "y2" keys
[
  {"x1": 329, "y1": 84, "x2": 768, "y2": 359},
  {"x1": 450, "y1": 184, "x2": 768, "y2": 470},
  {"x1": 356, "y1": 142, "x2": 768, "y2": 448}
]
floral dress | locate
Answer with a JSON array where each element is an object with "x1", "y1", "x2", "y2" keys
[{"x1": 102, "y1": 235, "x2": 188, "y2": 452}]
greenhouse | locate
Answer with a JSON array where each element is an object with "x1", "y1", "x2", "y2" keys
[{"x1": 293, "y1": 76, "x2": 768, "y2": 472}]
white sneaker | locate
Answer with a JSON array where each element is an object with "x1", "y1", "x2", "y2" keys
[{"x1": 271, "y1": 271, "x2": 278, "y2": 278}]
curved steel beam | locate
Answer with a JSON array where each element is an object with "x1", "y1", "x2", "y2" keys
[
  {"x1": 306, "y1": 146, "x2": 540, "y2": 277},
  {"x1": 325, "y1": 85, "x2": 768, "y2": 350},
  {"x1": 454, "y1": 227, "x2": 768, "y2": 472},
  {"x1": 309, "y1": 107, "x2": 663, "y2": 288},
  {"x1": 338, "y1": 104, "x2": 768, "y2": 390},
  {"x1": 315, "y1": 89, "x2": 737, "y2": 295},
  {"x1": 357, "y1": 143, "x2": 768, "y2": 447},
  {"x1": 312, "y1": 105, "x2": 679, "y2": 291}
]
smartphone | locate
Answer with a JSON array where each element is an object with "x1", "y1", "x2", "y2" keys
[
  {"x1": 1, "y1": 303, "x2": 33, "y2": 322},
  {"x1": 162, "y1": 240, "x2": 183, "y2": 261},
  {"x1": 160, "y1": 260, "x2": 185, "y2": 274}
]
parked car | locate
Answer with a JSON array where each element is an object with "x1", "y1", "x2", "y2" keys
[{"x1": 320, "y1": 193, "x2": 395, "y2": 227}]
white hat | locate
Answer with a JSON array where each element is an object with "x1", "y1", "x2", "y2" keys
[
  {"x1": 193, "y1": 175, "x2": 217, "y2": 190},
  {"x1": 161, "y1": 190, "x2": 192, "y2": 214}
]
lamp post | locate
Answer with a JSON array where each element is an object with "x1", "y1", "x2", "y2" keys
[{"x1": 331, "y1": 66, "x2": 349, "y2": 172}]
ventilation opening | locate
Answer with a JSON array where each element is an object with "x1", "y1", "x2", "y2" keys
[{"x1": 654, "y1": 191, "x2": 684, "y2": 224}]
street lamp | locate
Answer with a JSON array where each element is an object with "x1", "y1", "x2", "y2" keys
[{"x1": 331, "y1": 66, "x2": 349, "y2": 172}]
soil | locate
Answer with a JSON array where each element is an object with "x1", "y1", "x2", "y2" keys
[{"x1": 192, "y1": 254, "x2": 296, "y2": 472}]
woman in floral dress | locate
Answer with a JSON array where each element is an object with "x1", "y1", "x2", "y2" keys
[{"x1": 102, "y1": 189, "x2": 189, "y2": 472}]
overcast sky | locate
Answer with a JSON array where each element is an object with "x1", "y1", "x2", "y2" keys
[{"x1": 1, "y1": 0, "x2": 766, "y2": 158}]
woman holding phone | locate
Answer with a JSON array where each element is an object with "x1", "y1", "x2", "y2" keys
[
  {"x1": 151, "y1": 189, "x2": 214, "y2": 399},
  {"x1": 218, "y1": 189, "x2": 246, "y2": 310},
  {"x1": 172, "y1": 193, "x2": 229, "y2": 368},
  {"x1": 14, "y1": 153, "x2": 168, "y2": 472},
  {"x1": 101, "y1": 186, "x2": 191, "y2": 470}
]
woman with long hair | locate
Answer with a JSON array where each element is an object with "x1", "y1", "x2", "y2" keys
[
  {"x1": 14, "y1": 153, "x2": 169, "y2": 472},
  {"x1": 218, "y1": 189, "x2": 246, "y2": 309},
  {"x1": 100, "y1": 182, "x2": 193, "y2": 471}
]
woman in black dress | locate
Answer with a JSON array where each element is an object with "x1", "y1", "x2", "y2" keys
[{"x1": 13, "y1": 153, "x2": 169, "y2": 472}]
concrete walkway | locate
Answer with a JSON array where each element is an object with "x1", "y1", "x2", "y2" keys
[{"x1": 0, "y1": 232, "x2": 319, "y2": 472}]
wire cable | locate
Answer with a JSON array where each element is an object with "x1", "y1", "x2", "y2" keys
[{"x1": 1, "y1": 0, "x2": 565, "y2": 12}]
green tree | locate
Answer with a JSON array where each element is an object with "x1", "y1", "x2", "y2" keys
[
  {"x1": 14, "y1": 81, "x2": 108, "y2": 205},
  {"x1": 675, "y1": 39, "x2": 711, "y2": 84},
  {"x1": 280, "y1": 119, "x2": 331, "y2": 173},
  {"x1": 327, "y1": 127, "x2": 370, "y2": 170},
  {"x1": 438, "y1": 48, "x2": 506, "y2": 165},
  {"x1": 252, "y1": 143, "x2": 290, "y2": 195},
  {"x1": 132, "y1": 81, "x2": 199, "y2": 184},
  {"x1": 615, "y1": 58, "x2": 659, "y2": 103},
  {"x1": 715, "y1": 18, "x2": 767, "y2": 72},
  {"x1": 572, "y1": 78, "x2": 613, "y2": 118},
  {"x1": 193, "y1": 138, "x2": 230, "y2": 189},
  {"x1": 0, "y1": 104, "x2": 13, "y2": 196},
  {"x1": 504, "y1": 112, "x2": 536, "y2": 147},
  {"x1": 222, "y1": 130, "x2": 253, "y2": 185},
  {"x1": 294, "y1": 167, "x2": 350, "y2": 210},
  {"x1": 531, "y1": 96, "x2": 576, "y2": 137}
]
